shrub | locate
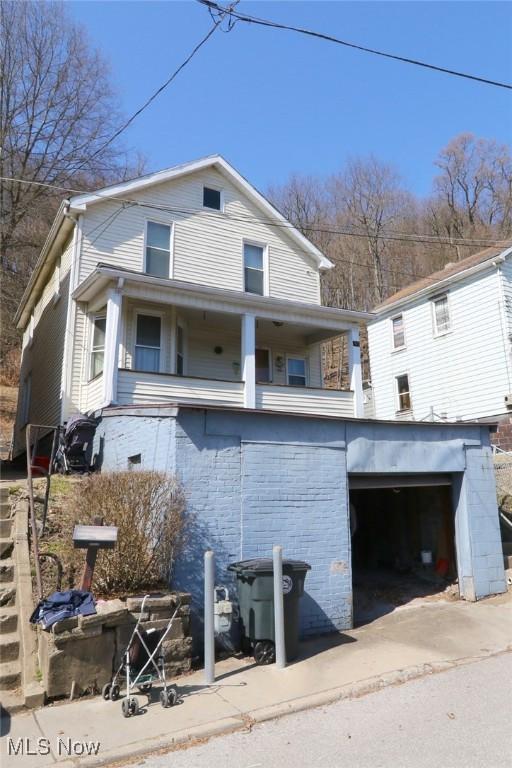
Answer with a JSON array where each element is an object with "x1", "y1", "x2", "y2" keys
[{"x1": 68, "y1": 471, "x2": 185, "y2": 594}]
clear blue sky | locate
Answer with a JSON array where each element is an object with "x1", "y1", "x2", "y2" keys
[{"x1": 68, "y1": 1, "x2": 512, "y2": 197}]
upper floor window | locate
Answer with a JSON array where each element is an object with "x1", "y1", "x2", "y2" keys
[
  {"x1": 432, "y1": 294, "x2": 450, "y2": 335},
  {"x1": 396, "y1": 373, "x2": 411, "y2": 412},
  {"x1": 243, "y1": 242, "x2": 266, "y2": 295},
  {"x1": 287, "y1": 357, "x2": 307, "y2": 387},
  {"x1": 135, "y1": 313, "x2": 161, "y2": 372},
  {"x1": 53, "y1": 256, "x2": 61, "y2": 300},
  {"x1": 145, "y1": 221, "x2": 171, "y2": 278},
  {"x1": 203, "y1": 187, "x2": 222, "y2": 211},
  {"x1": 90, "y1": 315, "x2": 106, "y2": 378},
  {"x1": 391, "y1": 314, "x2": 405, "y2": 350}
]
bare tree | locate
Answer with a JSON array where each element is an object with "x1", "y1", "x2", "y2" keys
[
  {"x1": 0, "y1": 0, "x2": 143, "y2": 372},
  {"x1": 426, "y1": 133, "x2": 512, "y2": 249}
]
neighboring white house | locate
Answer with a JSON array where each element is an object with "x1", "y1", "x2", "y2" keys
[
  {"x1": 13, "y1": 155, "x2": 371, "y2": 455},
  {"x1": 367, "y1": 241, "x2": 512, "y2": 424}
]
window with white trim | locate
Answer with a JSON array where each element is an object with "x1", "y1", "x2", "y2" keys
[
  {"x1": 203, "y1": 186, "x2": 222, "y2": 211},
  {"x1": 396, "y1": 374, "x2": 411, "y2": 412},
  {"x1": 287, "y1": 357, "x2": 307, "y2": 387},
  {"x1": 135, "y1": 314, "x2": 161, "y2": 372},
  {"x1": 176, "y1": 323, "x2": 185, "y2": 376},
  {"x1": 243, "y1": 243, "x2": 265, "y2": 295},
  {"x1": 392, "y1": 314, "x2": 405, "y2": 349},
  {"x1": 432, "y1": 295, "x2": 450, "y2": 335},
  {"x1": 145, "y1": 221, "x2": 171, "y2": 278},
  {"x1": 90, "y1": 315, "x2": 106, "y2": 378},
  {"x1": 21, "y1": 373, "x2": 31, "y2": 425},
  {"x1": 27, "y1": 314, "x2": 34, "y2": 348}
]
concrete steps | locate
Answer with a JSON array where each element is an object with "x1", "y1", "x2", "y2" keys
[{"x1": 0, "y1": 490, "x2": 24, "y2": 711}]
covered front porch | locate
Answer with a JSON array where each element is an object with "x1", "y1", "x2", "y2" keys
[{"x1": 74, "y1": 266, "x2": 369, "y2": 419}]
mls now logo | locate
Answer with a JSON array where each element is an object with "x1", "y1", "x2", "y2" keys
[{"x1": 8, "y1": 738, "x2": 101, "y2": 757}]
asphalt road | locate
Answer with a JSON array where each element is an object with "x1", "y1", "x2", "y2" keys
[{"x1": 134, "y1": 653, "x2": 512, "y2": 768}]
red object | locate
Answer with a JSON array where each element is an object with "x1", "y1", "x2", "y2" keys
[
  {"x1": 31, "y1": 455, "x2": 50, "y2": 476},
  {"x1": 435, "y1": 557, "x2": 449, "y2": 577}
]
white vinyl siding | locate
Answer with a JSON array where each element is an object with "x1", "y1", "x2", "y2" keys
[
  {"x1": 78, "y1": 167, "x2": 320, "y2": 303},
  {"x1": 368, "y1": 265, "x2": 512, "y2": 422},
  {"x1": 13, "y1": 239, "x2": 73, "y2": 453}
]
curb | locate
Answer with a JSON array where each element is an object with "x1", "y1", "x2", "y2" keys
[{"x1": 46, "y1": 646, "x2": 511, "y2": 768}]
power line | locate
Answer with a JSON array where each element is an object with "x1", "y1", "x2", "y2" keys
[
  {"x1": 1, "y1": 175, "x2": 507, "y2": 251},
  {"x1": 199, "y1": 1, "x2": 512, "y2": 91}
]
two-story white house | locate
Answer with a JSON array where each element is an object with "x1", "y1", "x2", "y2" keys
[
  {"x1": 367, "y1": 242, "x2": 512, "y2": 430},
  {"x1": 13, "y1": 155, "x2": 369, "y2": 454}
]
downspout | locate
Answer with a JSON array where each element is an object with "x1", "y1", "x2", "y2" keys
[{"x1": 60, "y1": 211, "x2": 83, "y2": 424}]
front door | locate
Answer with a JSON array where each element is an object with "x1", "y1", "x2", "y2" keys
[{"x1": 255, "y1": 348, "x2": 271, "y2": 382}]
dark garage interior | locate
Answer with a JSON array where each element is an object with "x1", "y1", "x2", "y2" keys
[{"x1": 349, "y1": 476, "x2": 458, "y2": 625}]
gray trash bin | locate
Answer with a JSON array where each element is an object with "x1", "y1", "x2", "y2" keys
[{"x1": 228, "y1": 558, "x2": 311, "y2": 664}]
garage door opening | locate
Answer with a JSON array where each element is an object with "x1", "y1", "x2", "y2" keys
[{"x1": 349, "y1": 477, "x2": 458, "y2": 626}]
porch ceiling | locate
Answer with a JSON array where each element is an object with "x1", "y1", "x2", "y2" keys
[{"x1": 73, "y1": 264, "x2": 374, "y2": 332}]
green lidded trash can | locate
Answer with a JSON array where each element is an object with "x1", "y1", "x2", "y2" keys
[{"x1": 228, "y1": 558, "x2": 311, "y2": 664}]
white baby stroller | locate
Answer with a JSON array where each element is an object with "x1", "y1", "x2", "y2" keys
[{"x1": 102, "y1": 595, "x2": 181, "y2": 717}]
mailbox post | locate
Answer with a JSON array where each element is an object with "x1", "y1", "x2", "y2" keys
[{"x1": 73, "y1": 523, "x2": 118, "y2": 591}]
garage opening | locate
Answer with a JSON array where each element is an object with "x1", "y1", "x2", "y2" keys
[{"x1": 349, "y1": 474, "x2": 458, "y2": 626}]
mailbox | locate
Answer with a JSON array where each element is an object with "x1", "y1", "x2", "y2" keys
[{"x1": 73, "y1": 525, "x2": 118, "y2": 549}]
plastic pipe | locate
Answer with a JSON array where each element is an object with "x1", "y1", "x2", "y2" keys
[
  {"x1": 273, "y1": 545, "x2": 286, "y2": 669},
  {"x1": 204, "y1": 550, "x2": 215, "y2": 684}
]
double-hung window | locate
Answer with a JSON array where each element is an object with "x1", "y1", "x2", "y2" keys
[
  {"x1": 392, "y1": 314, "x2": 405, "y2": 349},
  {"x1": 287, "y1": 357, "x2": 307, "y2": 387},
  {"x1": 145, "y1": 221, "x2": 171, "y2": 278},
  {"x1": 90, "y1": 315, "x2": 106, "y2": 378},
  {"x1": 135, "y1": 314, "x2": 161, "y2": 372},
  {"x1": 243, "y1": 243, "x2": 265, "y2": 295},
  {"x1": 396, "y1": 374, "x2": 411, "y2": 412},
  {"x1": 432, "y1": 295, "x2": 450, "y2": 335}
]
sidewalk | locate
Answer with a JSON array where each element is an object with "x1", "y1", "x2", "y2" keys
[{"x1": 1, "y1": 593, "x2": 511, "y2": 768}]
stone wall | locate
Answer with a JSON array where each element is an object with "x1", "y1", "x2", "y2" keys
[{"x1": 38, "y1": 593, "x2": 192, "y2": 700}]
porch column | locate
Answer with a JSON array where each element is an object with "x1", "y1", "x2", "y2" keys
[
  {"x1": 348, "y1": 326, "x2": 364, "y2": 418},
  {"x1": 241, "y1": 313, "x2": 256, "y2": 409},
  {"x1": 102, "y1": 287, "x2": 122, "y2": 406}
]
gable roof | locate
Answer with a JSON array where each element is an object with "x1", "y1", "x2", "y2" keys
[
  {"x1": 373, "y1": 240, "x2": 512, "y2": 315},
  {"x1": 69, "y1": 154, "x2": 333, "y2": 270}
]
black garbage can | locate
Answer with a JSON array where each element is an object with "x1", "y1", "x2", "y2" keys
[{"x1": 228, "y1": 558, "x2": 311, "y2": 664}]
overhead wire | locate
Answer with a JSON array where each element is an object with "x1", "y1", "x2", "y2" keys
[{"x1": 198, "y1": 0, "x2": 512, "y2": 90}]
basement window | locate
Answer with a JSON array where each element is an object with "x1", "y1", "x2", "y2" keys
[
  {"x1": 127, "y1": 453, "x2": 141, "y2": 470},
  {"x1": 396, "y1": 374, "x2": 412, "y2": 412}
]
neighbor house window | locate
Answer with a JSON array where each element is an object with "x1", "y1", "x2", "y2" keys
[
  {"x1": 392, "y1": 314, "x2": 405, "y2": 349},
  {"x1": 21, "y1": 373, "x2": 31, "y2": 425},
  {"x1": 203, "y1": 187, "x2": 222, "y2": 211},
  {"x1": 432, "y1": 295, "x2": 450, "y2": 335},
  {"x1": 90, "y1": 315, "x2": 106, "y2": 378},
  {"x1": 396, "y1": 374, "x2": 411, "y2": 412},
  {"x1": 244, "y1": 243, "x2": 265, "y2": 295},
  {"x1": 287, "y1": 357, "x2": 307, "y2": 387},
  {"x1": 176, "y1": 324, "x2": 185, "y2": 376},
  {"x1": 135, "y1": 314, "x2": 161, "y2": 372},
  {"x1": 145, "y1": 221, "x2": 171, "y2": 278}
]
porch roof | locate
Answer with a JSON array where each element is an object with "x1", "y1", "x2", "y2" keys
[{"x1": 73, "y1": 264, "x2": 374, "y2": 331}]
